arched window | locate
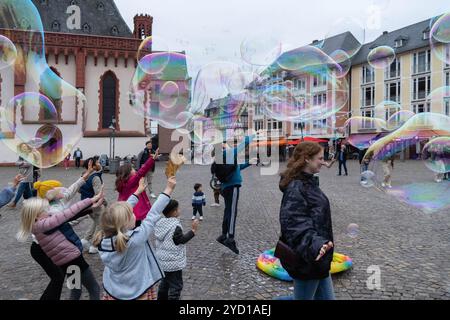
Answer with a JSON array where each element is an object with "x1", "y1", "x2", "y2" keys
[
  {"x1": 100, "y1": 71, "x2": 118, "y2": 129},
  {"x1": 39, "y1": 66, "x2": 62, "y2": 122}
]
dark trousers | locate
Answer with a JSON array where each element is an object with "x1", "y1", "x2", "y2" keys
[
  {"x1": 158, "y1": 270, "x2": 183, "y2": 300},
  {"x1": 14, "y1": 182, "x2": 32, "y2": 205},
  {"x1": 213, "y1": 189, "x2": 220, "y2": 204},
  {"x1": 59, "y1": 255, "x2": 100, "y2": 300},
  {"x1": 221, "y1": 186, "x2": 240, "y2": 239},
  {"x1": 30, "y1": 242, "x2": 65, "y2": 300},
  {"x1": 193, "y1": 205, "x2": 203, "y2": 217},
  {"x1": 75, "y1": 158, "x2": 81, "y2": 168},
  {"x1": 338, "y1": 160, "x2": 348, "y2": 175}
]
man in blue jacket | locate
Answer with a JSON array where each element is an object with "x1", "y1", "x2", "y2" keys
[{"x1": 216, "y1": 135, "x2": 254, "y2": 254}]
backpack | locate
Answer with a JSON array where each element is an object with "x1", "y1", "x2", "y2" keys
[{"x1": 211, "y1": 162, "x2": 237, "y2": 184}]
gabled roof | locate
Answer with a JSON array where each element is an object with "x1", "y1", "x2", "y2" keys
[
  {"x1": 26, "y1": 0, "x2": 133, "y2": 38},
  {"x1": 351, "y1": 16, "x2": 440, "y2": 66}
]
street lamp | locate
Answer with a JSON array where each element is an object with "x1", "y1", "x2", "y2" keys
[{"x1": 109, "y1": 117, "x2": 117, "y2": 160}]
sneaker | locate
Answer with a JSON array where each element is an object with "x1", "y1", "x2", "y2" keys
[
  {"x1": 88, "y1": 246, "x2": 99, "y2": 254},
  {"x1": 81, "y1": 239, "x2": 90, "y2": 252},
  {"x1": 381, "y1": 182, "x2": 386, "y2": 188},
  {"x1": 200, "y1": 216, "x2": 204, "y2": 221},
  {"x1": 210, "y1": 203, "x2": 218, "y2": 207},
  {"x1": 223, "y1": 238, "x2": 240, "y2": 255},
  {"x1": 150, "y1": 193, "x2": 157, "y2": 199},
  {"x1": 216, "y1": 235, "x2": 227, "y2": 245},
  {"x1": 192, "y1": 216, "x2": 196, "y2": 220}
]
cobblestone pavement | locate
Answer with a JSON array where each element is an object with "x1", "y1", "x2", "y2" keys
[{"x1": 0, "y1": 160, "x2": 449, "y2": 300}]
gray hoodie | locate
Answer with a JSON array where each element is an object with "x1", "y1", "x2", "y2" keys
[{"x1": 98, "y1": 193, "x2": 169, "y2": 300}]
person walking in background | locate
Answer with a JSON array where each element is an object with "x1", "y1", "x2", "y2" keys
[
  {"x1": 73, "y1": 147, "x2": 83, "y2": 169},
  {"x1": 192, "y1": 183, "x2": 206, "y2": 221},
  {"x1": 63, "y1": 153, "x2": 71, "y2": 170},
  {"x1": 337, "y1": 144, "x2": 348, "y2": 176},
  {"x1": 382, "y1": 155, "x2": 395, "y2": 188},
  {"x1": 136, "y1": 141, "x2": 157, "y2": 199}
]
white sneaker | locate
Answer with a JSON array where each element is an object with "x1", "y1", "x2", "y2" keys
[
  {"x1": 81, "y1": 239, "x2": 90, "y2": 252},
  {"x1": 200, "y1": 216, "x2": 204, "y2": 221},
  {"x1": 150, "y1": 193, "x2": 157, "y2": 199},
  {"x1": 88, "y1": 246, "x2": 99, "y2": 254},
  {"x1": 192, "y1": 216, "x2": 196, "y2": 220},
  {"x1": 381, "y1": 182, "x2": 386, "y2": 188}
]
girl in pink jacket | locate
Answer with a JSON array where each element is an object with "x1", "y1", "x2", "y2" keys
[
  {"x1": 115, "y1": 149, "x2": 159, "y2": 224},
  {"x1": 17, "y1": 192, "x2": 104, "y2": 300}
]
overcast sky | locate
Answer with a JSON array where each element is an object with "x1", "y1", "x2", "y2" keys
[{"x1": 115, "y1": 0, "x2": 450, "y2": 77}]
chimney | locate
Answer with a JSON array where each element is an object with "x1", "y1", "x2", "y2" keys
[
  {"x1": 133, "y1": 14, "x2": 153, "y2": 40},
  {"x1": 382, "y1": 31, "x2": 388, "y2": 35},
  {"x1": 312, "y1": 40, "x2": 319, "y2": 44}
]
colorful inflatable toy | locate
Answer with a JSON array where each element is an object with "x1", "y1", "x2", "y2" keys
[{"x1": 256, "y1": 249, "x2": 353, "y2": 282}]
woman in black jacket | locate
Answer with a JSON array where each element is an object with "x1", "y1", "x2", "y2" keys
[{"x1": 279, "y1": 141, "x2": 335, "y2": 300}]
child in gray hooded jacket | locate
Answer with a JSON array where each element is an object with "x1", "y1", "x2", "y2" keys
[
  {"x1": 155, "y1": 200, "x2": 199, "y2": 300},
  {"x1": 95, "y1": 176, "x2": 176, "y2": 300}
]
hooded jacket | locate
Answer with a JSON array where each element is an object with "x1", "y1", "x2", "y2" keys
[
  {"x1": 155, "y1": 217, "x2": 193, "y2": 272},
  {"x1": 279, "y1": 172, "x2": 334, "y2": 280},
  {"x1": 98, "y1": 193, "x2": 168, "y2": 300}
]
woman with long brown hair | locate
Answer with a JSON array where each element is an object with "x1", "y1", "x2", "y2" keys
[
  {"x1": 279, "y1": 142, "x2": 335, "y2": 300},
  {"x1": 116, "y1": 149, "x2": 159, "y2": 226}
]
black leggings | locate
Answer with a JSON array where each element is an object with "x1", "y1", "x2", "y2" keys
[
  {"x1": 30, "y1": 242, "x2": 65, "y2": 300},
  {"x1": 60, "y1": 255, "x2": 100, "y2": 300},
  {"x1": 193, "y1": 206, "x2": 203, "y2": 217}
]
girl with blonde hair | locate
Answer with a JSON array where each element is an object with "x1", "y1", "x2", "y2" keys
[
  {"x1": 18, "y1": 190, "x2": 104, "y2": 300},
  {"x1": 94, "y1": 176, "x2": 176, "y2": 300}
]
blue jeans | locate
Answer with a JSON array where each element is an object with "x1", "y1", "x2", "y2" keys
[
  {"x1": 294, "y1": 275, "x2": 336, "y2": 300},
  {"x1": 14, "y1": 182, "x2": 32, "y2": 205}
]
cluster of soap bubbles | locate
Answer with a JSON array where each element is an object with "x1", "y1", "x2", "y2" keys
[
  {"x1": 359, "y1": 112, "x2": 450, "y2": 213},
  {"x1": 0, "y1": 0, "x2": 86, "y2": 168}
]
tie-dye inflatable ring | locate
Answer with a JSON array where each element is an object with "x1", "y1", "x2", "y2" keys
[{"x1": 256, "y1": 248, "x2": 353, "y2": 282}]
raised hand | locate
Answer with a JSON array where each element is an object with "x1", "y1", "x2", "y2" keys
[
  {"x1": 12, "y1": 174, "x2": 24, "y2": 187},
  {"x1": 91, "y1": 186, "x2": 105, "y2": 208},
  {"x1": 135, "y1": 177, "x2": 147, "y2": 195},
  {"x1": 192, "y1": 219, "x2": 200, "y2": 234},
  {"x1": 153, "y1": 148, "x2": 160, "y2": 160}
]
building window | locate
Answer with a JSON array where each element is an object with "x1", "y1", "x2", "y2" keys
[
  {"x1": 394, "y1": 39, "x2": 404, "y2": 48},
  {"x1": 150, "y1": 121, "x2": 158, "y2": 135},
  {"x1": 386, "y1": 58, "x2": 401, "y2": 79},
  {"x1": 101, "y1": 71, "x2": 118, "y2": 130},
  {"x1": 412, "y1": 76, "x2": 431, "y2": 101},
  {"x1": 445, "y1": 99, "x2": 450, "y2": 116},
  {"x1": 154, "y1": 84, "x2": 161, "y2": 95},
  {"x1": 294, "y1": 122, "x2": 304, "y2": 131},
  {"x1": 313, "y1": 119, "x2": 327, "y2": 129},
  {"x1": 361, "y1": 108, "x2": 375, "y2": 129},
  {"x1": 446, "y1": 45, "x2": 450, "y2": 69},
  {"x1": 446, "y1": 71, "x2": 450, "y2": 87},
  {"x1": 412, "y1": 103, "x2": 430, "y2": 114},
  {"x1": 294, "y1": 78, "x2": 306, "y2": 91},
  {"x1": 384, "y1": 103, "x2": 400, "y2": 121},
  {"x1": 423, "y1": 31, "x2": 430, "y2": 40},
  {"x1": 254, "y1": 105, "x2": 263, "y2": 116},
  {"x1": 313, "y1": 93, "x2": 327, "y2": 106},
  {"x1": 268, "y1": 120, "x2": 283, "y2": 131},
  {"x1": 413, "y1": 49, "x2": 431, "y2": 74},
  {"x1": 362, "y1": 65, "x2": 375, "y2": 84},
  {"x1": 39, "y1": 67, "x2": 62, "y2": 122},
  {"x1": 362, "y1": 86, "x2": 375, "y2": 107},
  {"x1": 254, "y1": 120, "x2": 264, "y2": 131},
  {"x1": 385, "y1": 81, "x2": 401, "y2": 102},
  {"x1": 313, "y1": 74, "x2": 327, "y2": 88}
]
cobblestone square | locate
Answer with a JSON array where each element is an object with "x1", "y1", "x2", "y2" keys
[{"x1": 0, "y1": 160, "x2": 449, "y2": 300}]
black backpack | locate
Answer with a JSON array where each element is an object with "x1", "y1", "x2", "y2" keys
[{"x1": 211, "y1": 151, "x2": 237, "y2": 183}]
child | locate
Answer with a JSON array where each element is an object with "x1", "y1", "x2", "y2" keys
[
  {"x1": 94, "y1": 176, "x2": 176, "y2": 300},
  {"x1": 155, "y1": 200, "x2": 199, "y2": 300},
  {"x1": 29, "y1": 160, "x2": 96, "y2": 300},
  {"x1": 116, "y1": 148, "x2": 159, "y2": 226},
  {"x1": 192, "y1": 183, "x2": 206, "y2": 221},
  {"x1": 64, "y1": 153, "x2": 71, "y2": 170},
  {"x1": 79, "y1": 156, "x2": 105, "y2": 254},
  {"x1": 17, "y1": 191, "x2": 104, "y2": 300}
]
